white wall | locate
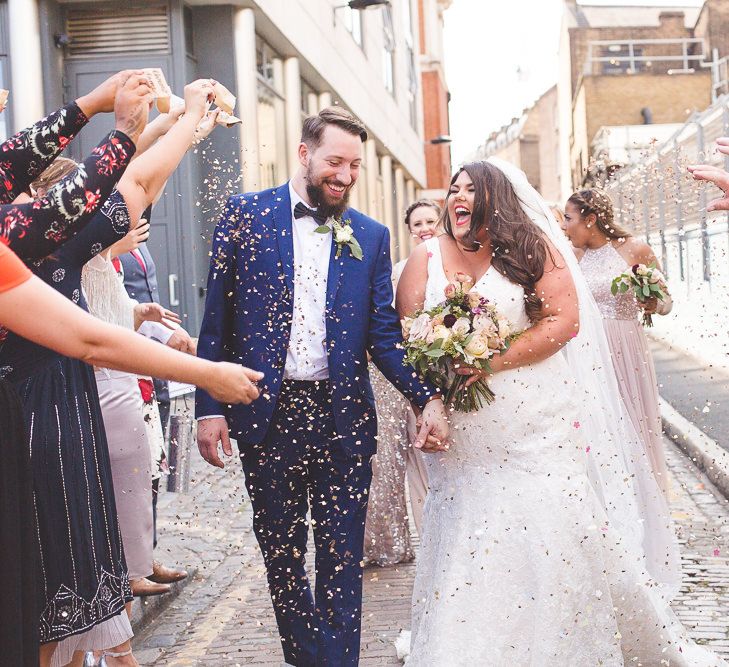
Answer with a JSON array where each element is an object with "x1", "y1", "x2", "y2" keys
[{"x1": 245, "y1": 0, "x2": 427, "y2": 186}]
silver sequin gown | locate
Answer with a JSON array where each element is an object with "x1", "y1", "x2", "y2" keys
[{"x1": 364, "y1": 260, "x2": 416, "y2": 565}]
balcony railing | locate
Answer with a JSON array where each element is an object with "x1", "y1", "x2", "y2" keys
[{"x1": 583, "y1": 38, "x2": 707, "y2": 77}]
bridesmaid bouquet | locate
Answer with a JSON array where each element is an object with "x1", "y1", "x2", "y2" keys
[
  {"x1": 611, "y1": 263, "x2": 667, "y2": 327},
  {"x1": 401, "y1": 272, "x2": 515, "y2": 412}
]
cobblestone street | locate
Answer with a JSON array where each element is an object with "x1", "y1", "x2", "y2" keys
[{"x1": 133, "y1": 437, "x2": 729, "y2": 665}]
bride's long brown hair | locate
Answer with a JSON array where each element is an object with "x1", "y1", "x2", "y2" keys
[{"x1": 442, "y1": 161, "x2": 554, "y2": 322}]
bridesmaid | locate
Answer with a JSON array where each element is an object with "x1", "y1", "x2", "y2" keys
[
  {"x1": 562, "y1": 188, "x2": 672, "y2": 495},
  {"x1": 364, "y1": 200, "x2": 441, "y2": 565}
]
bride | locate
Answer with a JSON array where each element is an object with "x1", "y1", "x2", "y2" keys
[{"x1": 396, "y1": 159, "x2": 725, "y2": 666}]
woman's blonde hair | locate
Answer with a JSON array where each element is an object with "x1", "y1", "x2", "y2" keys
[{"x1": 31, "y1": 157, "x2": 79, "y2": 196}]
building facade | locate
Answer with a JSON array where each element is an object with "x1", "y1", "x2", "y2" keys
[
  {"x1": 470, "y1": 85, "x2": 561, "y2": 203},
  {"x1": 3, "y1": 0, "x2": 452, "y2": 329},
  {"x1": 558, "y1": 0, "x2": 729, "y2": 197}
]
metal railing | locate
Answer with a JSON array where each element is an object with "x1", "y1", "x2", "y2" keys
[
  {"x1": 604, "y1": 95, "x2": 729, "y2": 285},
  {"x1": 584, "y1": 37, "x2": 707, "y2": 76}
]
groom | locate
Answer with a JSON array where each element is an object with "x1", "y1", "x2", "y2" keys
[{"x1": 196, "y1": 106, "x2": 448, "y2": 666}]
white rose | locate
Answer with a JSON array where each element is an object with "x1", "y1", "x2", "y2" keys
[
  {"x1": 409, "y1": 313, "x2": 432, "y2": 341},
  {"x1": 335, "y1": 225, "x2": 354, "y2": 244},
  {"x1": 636, "y1": 265, "x2": 649, "y2": 277},
  {"x1": 473, "y1": 314, "x2": 497, "y2": 338},
  {"x1": 451, "y1": 317, "x2": 471, "y2": 336},
  {"x1": 465, "y1": 334, "x2": 491, "y2": 359},
  {"x1": 428, "y1": 324, "x2": 451, "y2": 345},
  {"x1": 648, "y1": 269, "x2": 665, "y2": 285}
]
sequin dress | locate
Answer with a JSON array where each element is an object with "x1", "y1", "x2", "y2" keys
[
  {"x1": 580, "y1": 243, "x2": 670, "y2": 495},
  {"x1": 0, "y1": 191, "x2": 134, "y2": 648},
  {"x1": 364, "y1": 260, "x2": 415, "y2": 566}
]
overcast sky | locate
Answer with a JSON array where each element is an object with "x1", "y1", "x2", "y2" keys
[{"x1": 442, "y1": 0, "x2": 705, "y2": 166}]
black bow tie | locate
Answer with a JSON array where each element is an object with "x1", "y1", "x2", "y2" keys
[{"x1": 294, "y1": 201, "x2": 329, "y2": 226}]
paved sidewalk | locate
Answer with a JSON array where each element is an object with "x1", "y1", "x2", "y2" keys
[
  {"x1": 134, "y1": 434, "x2": 729, "y2": 664},
  {"x1": 650, "y1": 336, "x2": 729, "y2": 452}
]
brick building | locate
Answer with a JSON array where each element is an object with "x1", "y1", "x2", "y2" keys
[
  {"x1": 558, "y1": 0, "x2": 729, "y2": 196},
  {"x1": 471, "y1": 86, "x2": 561, "y2": 203},
  {"x1": 418, "y1": 0, "x2": 452, "y2": 202}
]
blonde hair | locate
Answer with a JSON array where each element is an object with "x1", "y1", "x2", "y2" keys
[{"x1": 31, "y1": 157, "x2": 79, "y2": 196}]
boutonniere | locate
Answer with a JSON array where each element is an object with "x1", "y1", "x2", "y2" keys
[{"x1": 315, "y1": 218, "x2": 363, "y2": 260}]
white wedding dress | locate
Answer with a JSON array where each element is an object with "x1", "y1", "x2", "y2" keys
[{"x1": 406, "y1": 237, "x2": 725, "y2": 666}]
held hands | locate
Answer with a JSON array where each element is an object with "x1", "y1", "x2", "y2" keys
[{"x1": 414, "y1": 398, "x2": 450, "y2": 454}]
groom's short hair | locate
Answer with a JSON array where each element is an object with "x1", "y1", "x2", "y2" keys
[{"x1": 302, "y1": 106, "x2": 368, "y2": 147}]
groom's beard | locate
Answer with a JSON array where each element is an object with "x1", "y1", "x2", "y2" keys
[{"x1": 305, "y1": 171, "x2": 351, "y2": 220}]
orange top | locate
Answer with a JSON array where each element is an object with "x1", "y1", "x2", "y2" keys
[{"x1": 0, "y1": 241, "x2": 32, "y2": 293}]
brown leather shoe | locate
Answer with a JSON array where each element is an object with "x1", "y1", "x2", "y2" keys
[
  {"x1": 131, "y1": 577, "x2": 171, "y2": 597},
  {"x1": 148, "y1": 560, "x2": 188, "y2": 585}
]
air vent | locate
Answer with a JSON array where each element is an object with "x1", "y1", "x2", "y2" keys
[{"x1": 66, "y1": 5, "x2": 170, "y2": 58}]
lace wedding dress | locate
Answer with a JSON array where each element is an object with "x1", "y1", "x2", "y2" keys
[{"x1": 406, "y1": 237, "x2": 725, "y2": 666}]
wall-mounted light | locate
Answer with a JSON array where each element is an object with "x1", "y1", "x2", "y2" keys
[
  {"x1": 333, "y1": 0, "x2": 391, "y2": 25},
  {"x1": 54, "y1": 33, "x2": 73, "y2": 49},
  {"x1": 429, "y1": 135, "x2": 452, "y2": 145}
]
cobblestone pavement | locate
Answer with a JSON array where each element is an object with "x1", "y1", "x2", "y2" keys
[{"x1": 134, "y1": 437, "x2": 729, "y2": 665}]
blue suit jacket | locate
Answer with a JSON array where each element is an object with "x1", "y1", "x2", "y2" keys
[{"x1": 195, "y1": 183, "x2": 436, "y2": 457}]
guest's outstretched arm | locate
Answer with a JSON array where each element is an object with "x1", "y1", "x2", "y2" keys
[
  {"x1": 0, "y1": 270, "x2": 262, "y2": 405},
  {"x1": 1, "y1": 74, "x2": 153, "y2": 261},
  {"x1": 0, "y1": 70, "x2": 141, "y2": 205},
  {"x1": 116, "y1": 79, "x2": 215, "y2": 225}
]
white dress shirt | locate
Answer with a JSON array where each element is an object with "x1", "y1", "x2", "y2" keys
[
  {"x1": 285, "y1": 181, "x2": 331, "y2": 380},
  {"x1": 197, "y1": 182, "x2": 331, "y2": 420}
]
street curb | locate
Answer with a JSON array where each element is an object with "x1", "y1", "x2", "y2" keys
[
  {"x1": 660, "y1": 396, "x2": 729, "y2": 499},
  {"x1": 130, "y1": 567, "x2": 198, "y2": 635}
]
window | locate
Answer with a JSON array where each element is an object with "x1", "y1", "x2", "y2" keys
[
  {"x1": 258, "y1": 90, "x2": 279, "y2": 190},
  {"x1": 255, "y1": 36, "x2": 285, "y2": 190},
  {"x1": 403, "y1": 0, "x2": 418, "y2": 129},
  {"x1": 301, "y1": 79, "x2": 316, "y2": 120},
  {"x1": 256, "y1": 35, "x2": 276, "y2": 85},
  {"x1": 342, "y1": 7, "x2": 363, "y2": 47},
  {"x1": 382, "y1": 5, "x2": 396, "y2": 95}
]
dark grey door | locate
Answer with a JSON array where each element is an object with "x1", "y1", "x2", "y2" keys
[{"x1": 64, "y1": 57, "x2": 184, "y2": 313}]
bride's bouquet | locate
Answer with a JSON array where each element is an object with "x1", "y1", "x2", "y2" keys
[
  {"x1": 401, "y1": 273, "x2": 515, "y2": 412},
  {"x1": 610, "y1": 263, "x2": 667, "y2": 327}
]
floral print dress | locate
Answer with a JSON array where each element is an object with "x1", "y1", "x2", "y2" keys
[{"x1": 0, "y1": 102, "x2": 137, "y2": 645}]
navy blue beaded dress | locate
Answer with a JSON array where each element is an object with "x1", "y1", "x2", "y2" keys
[
  {"x1": 0, "y1": 102, "x2": 135, "y2": 662},
  {"x1": 0, "y1": 190, "x2": 134, "y2": 644}
]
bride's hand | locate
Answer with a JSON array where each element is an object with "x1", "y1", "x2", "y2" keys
[{"x1": 455, "y1": 356, "x2": 504, "y2": 387}]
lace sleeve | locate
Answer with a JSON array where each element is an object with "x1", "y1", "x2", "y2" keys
[
  {"x1": 53, "y1": 189, "x2": 131, "y2": 268},
  {"x1": 0, "y1": 130, "x2": 135, "y2": 261},
  {"x1": 0, "y1": 102, "x2": 89, "y2": 204}
]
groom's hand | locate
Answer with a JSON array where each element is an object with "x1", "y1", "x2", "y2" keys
[
  {"x1": 415, "y1": 398, "x2": 450, "y2": 454},
  {"x1": 197, "y1": 417, "x2": 233, "y2": 469}
]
